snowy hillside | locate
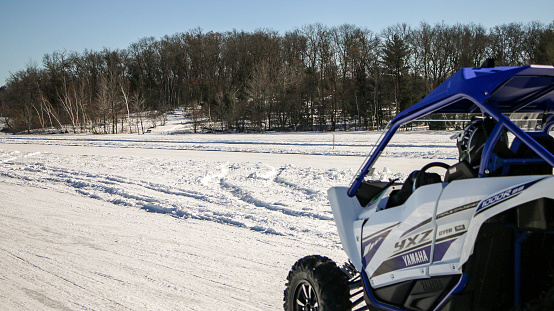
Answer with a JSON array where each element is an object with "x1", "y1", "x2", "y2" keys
[{"x1": 0, "y1": 112, "x2": 458, "y2": 310}]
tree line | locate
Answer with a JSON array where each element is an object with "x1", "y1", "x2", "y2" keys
[{"x1": 1, "y1": 21, "x2": 553, "y2": 134}]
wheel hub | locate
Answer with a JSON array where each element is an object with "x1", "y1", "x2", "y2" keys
[{"x1": 295, "y1": 281, "x2": 319, "y2": 311}]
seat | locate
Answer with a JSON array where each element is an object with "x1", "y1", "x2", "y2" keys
[
  {"x1": 509, "y1": 134, "x2": 554, "y2": 175},
  {"x1": 445, "y1": 161, "x2": 477, "y2": 182},
  {"x1": 386, "y1": 170, "x2": 441, "y2": 208}
]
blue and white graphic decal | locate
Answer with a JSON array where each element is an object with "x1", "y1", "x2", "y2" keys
[
  {"x1": 437, "y1": 201, "x2": 479, "y2": 219},
  {"x1": 476, "y1": 179, "x2": 543, "y2": 214},
  {"x1": 372, "y1": 246, "x2": 431, "y2": 277},
  {"x1": 434, "y1": 221, "x2": 467, "y2": 262},
  {"x1": 401, "y1": 248, "x2": 430, "y2": 267},
  {"x1": 433, "y1": 239, "x2": 457, "y2": 262},
  {"x1": 393, "y1": 229, "x2": 433, "y2": 255},
  {"x1": 371, "y1": 223, "x2": 468, "y2": 277},
  {"x1": 370, "y1": 229, "x2": 434, "y2": 277},
  {"x1": 362, "y1": 230, "x2": 391, "y2": 267},
  {"x1": 371, "y1": 237, "x2": 463, "y2": 277},
  {"x1": 362, "y1": 223, "x2": 398, "y2": 268},
  {"x1": 400, "y1": 218, "x2": 432, "y2": 238},
  {"x1": 433, "y1": 231, "x2": 466, "y2": 262}
]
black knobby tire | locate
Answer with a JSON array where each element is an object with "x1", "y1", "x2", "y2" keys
[{"x1": 284, "y1": 255, "x2": 351, "y2": 311}]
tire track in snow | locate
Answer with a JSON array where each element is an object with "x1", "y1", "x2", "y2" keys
[
  {"x1": 4, "y1": 162, "x2": 249, "y2": 227},
  {"x1": 1, "y1": 153, "x2": 340, "y2": 239},
  {"x1": 220, "y1": 177, "x2": 332, "y2": 221},
  {"x1": 207, "y1": 162, "x2": 334, "y2": 222}
]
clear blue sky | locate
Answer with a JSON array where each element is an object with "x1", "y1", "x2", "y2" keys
[{"x1": 1, "y1": 0, "x2": 553, "y2": 86}]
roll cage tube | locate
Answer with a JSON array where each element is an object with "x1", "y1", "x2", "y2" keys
[
  {"x1": 348, "y1": 66, "x2": 554, "y2": 197},
  {"x1": 479, "y1": 120, "x2": 507, "y2": 177},
  {"x1": 348, "y1": 98, "x2": 554, "y2": 198},
  {"x1": 479, "y1": 106, "x2": 554, "y2": 176},
  {"x1": 347, "y1": 94, "x2": 478, "y2": 197},
  {"x1": 544, "y1": 114, "x2": 554, "y2": 132}
]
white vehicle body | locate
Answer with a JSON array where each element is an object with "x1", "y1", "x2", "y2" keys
[
  {"x1": 330, "y1": 175, "x2": 554, "y2": 289},
  {"x1": 326, "y1": 65, "x2": 554, "y2": 311}
]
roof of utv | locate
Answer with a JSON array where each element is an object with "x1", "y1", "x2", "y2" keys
[
  {"x1": 398, "y1": 65, "x2": 554, "y2": 120},
  {"x1": 348, "y1": 65, "x2": 554, "y2": 197}
]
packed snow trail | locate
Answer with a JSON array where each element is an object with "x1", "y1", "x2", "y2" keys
[{"x1": 0, "y1": 129, "x2": 457, "y2": 160}]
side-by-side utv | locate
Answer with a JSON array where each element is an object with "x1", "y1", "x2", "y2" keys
[{"x1": 285, "y1": 64, "x2": 554, "y2": 311}]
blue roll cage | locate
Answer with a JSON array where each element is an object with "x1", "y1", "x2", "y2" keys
[{"x1": 348, "y1": 65, "x2": 554, "y2": 197}]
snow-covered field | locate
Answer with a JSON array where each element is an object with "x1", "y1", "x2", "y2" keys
[{"x1": 0, "y1": 112, "x2": 459, "y2": 310}]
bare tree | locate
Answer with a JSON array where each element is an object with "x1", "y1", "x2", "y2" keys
[
  {"x1": 381, "y1": 24, "x2": 411, "y2": 115},
  {"x1": 3, "y1": 21, "x2": 552, "y2": 134},
  {"x1": 489, "y1": 23, "x2": 528, "y2": 66}
]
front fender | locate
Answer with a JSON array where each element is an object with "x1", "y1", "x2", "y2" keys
[{"x1": 328, "y1": 186, "x2": 367, "y2": 271}]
